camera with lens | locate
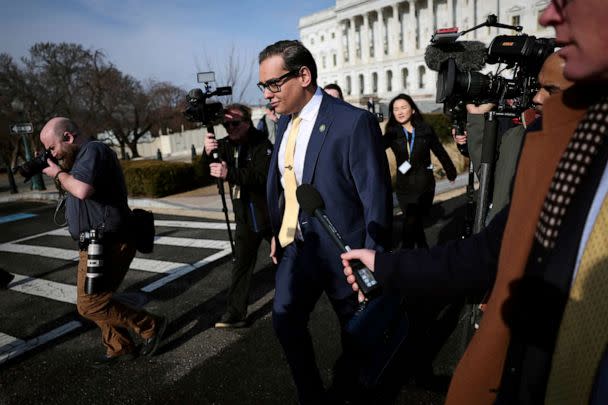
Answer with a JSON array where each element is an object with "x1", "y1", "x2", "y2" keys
[
  {"x1": 12, "y1": 148, "x2": 58, "y2": 181},
  {"x1": 183, "y1": 71, "x2": 233, "y2": 126},
  {"x1": 80, "y1": 228, "x2": 105, "y2": 294},
  {"x1": 427, "y1": 15, "x2": 555, "y2": 116}
]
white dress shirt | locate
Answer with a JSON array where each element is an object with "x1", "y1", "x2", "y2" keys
[{"x1": 277, "y1": 86, "x2": 323, "y2": 188}]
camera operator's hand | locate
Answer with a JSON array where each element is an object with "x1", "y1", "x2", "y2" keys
[
  {"x1": 204, "y1": 133, "x2": 219, "y2": 156},
  {"x1": 42, "y1": 158, "x2": 62, "y2": 178},
  {"x1": 466, "y1": 103, "x2": 495, "y2": 115},
  {"x1": 341, "y1": 249, "x2": 376, "y2": 302},
  {"x1": 209, "y1": 161, "x2": 228, "y2": 180},
  {"x1": 451, "y1": 128, "x2": 468, "y2": 145}
]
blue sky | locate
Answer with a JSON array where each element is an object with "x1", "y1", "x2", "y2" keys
[{"x1": 0, "y1": 0, "x2": 335, "y2": 104}]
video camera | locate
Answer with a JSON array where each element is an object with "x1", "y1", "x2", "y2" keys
[
  {"x1": 183, "y1": 71, "x2": 233, "y2": 126},
  {"x1": 426, "y1": 15, "x2": 555, "y2": 123}
]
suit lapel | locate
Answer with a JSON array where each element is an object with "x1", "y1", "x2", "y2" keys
[{"x1": 302, "y1": 95, "x2": 334, "y2": 184}]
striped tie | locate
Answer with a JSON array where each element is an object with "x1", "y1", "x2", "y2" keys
[{"x1": 278, "y1": 116, "x2": 302, "y2": 247}]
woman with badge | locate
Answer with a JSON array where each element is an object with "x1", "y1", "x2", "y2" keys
[{"x1": 385, "y1": 94, "x2": 457, "y2": 249}]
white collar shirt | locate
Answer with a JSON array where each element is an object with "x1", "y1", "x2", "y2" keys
[{"x1": 277, "y1": 86, "x2": 323, "y2": 187}]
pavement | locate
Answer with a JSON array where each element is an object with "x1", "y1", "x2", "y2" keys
[{"x1": 0, "y1": 171, "x2": 470, "y2": 219}]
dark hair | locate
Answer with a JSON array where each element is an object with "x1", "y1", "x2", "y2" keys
[
  {"x1": 224, "y1": 103, "x2": 253, "y2": 127},
  {"x1": 323, "y1": 83, "x2": 344, "y2": 100},
  {"x1": 385, "y1": 93, "x2": 425, "y2": 135},
  {"x1": 259, "y1": 40, "x2": 317, "y2": 85},
  {"x1": 224, "y1": 103, "x2": 252, "y2": 121}
]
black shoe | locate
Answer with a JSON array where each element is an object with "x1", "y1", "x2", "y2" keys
[
  {"x1": 214, "y1": 313, "x2": 247, "y2": 329},
  {"x1": 92, "y1": 351, "x2": 137, "y2": 368},
  {"x1": 140, "y1": 316, "x2": 167, "y2": 357},
  {"x1": 0, "y1": 269, "x2": 14, "y2": 289}
]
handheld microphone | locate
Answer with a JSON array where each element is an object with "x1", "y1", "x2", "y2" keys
[
  {"x1": 296, "y1": 184, "x2": 380, "y2": 299},
  {"x1": 425, "y1": 40, "x2": 488, "y2": 72}
]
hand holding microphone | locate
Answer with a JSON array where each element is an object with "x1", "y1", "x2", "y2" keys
[
  {"x1": 341, "y1": 249, "x2": 377, "y2": 303},
  {"x1": 296, "y1": 184, "x2": 381, "y2": 300}
]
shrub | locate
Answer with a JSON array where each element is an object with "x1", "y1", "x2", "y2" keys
[
  {"x1": 121, "y1": 160, "x2": 206, "y2": 197},
  {"x1": 423, "y1": 113, "x2": 452, "y2": 144}
]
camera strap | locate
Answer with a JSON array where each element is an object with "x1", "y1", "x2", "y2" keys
[{"x1": 53, "y1": 194, "x2": 67, "y2": 227}]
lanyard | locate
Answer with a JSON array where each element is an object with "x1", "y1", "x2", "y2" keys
[{"x1": 404, "y1": 127, "x2": 415, "y2": 160}]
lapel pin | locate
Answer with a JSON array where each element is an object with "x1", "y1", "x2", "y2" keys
[{"x1": 319, "y1": 124, "x2": 326, "y2": 132}]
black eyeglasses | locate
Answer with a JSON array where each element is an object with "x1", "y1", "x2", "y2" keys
[
  {"x1": 257, "y1": 69, "x2": 300, "y2": 93},
  {"x1": 223, "y1": 120, "x2": 243, "y2": 129}
]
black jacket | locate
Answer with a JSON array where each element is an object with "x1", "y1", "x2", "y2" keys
[
  {"x1": 385, "y1": 122, "x2": 457, "y2": 203},
  {"x1": 201, "y1": 126, "x2": 272, "y2": 232}
]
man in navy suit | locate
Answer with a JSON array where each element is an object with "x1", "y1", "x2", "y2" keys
[{"x1": 258, "y1": 40, "x2": 391, "y2": 404}]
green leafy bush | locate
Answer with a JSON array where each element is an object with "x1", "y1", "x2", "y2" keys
[
  {"x1": 121, "y1": 159, "x2": 208, "y2": 197},
  {"x1": 423, "y1": 113, "x2": 452, "y2": 144}
]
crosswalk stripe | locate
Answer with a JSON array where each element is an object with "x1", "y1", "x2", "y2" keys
[
  {"x1": 142, "y1": 249, "x2": 232, "y2": 292},
  {"x1": 8, "y1": 274, "x2": 77, "y2": 304},
  {"x1": 0, "y1": 220, "x2": 236, "y2": 366},
  {"x1": 0, "y1": 244, "x2": 79, "y2": 260},
  {"x1": 130, "y1": 258, "x2": 195, "y2": 274},
  {"x1": 43, "y1": 229, "x2": 232, "y2": 249},
  {"x1": 155, "y1": 220, "x2": 236, "y2": 230},
  {"x1": 0, "y1": 321, "x2": 82, "y2": 364},
  {"x1": 0, "y1": 243, "x2": 196, "y2": 274}
]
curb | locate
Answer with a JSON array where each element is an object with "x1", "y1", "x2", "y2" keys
[{"x1": 0, "y1": 174, "x2": 469, "y2": 220}]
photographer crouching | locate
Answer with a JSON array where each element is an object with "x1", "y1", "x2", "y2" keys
[
  {"x1": 40, "y1": 117, "x2": 167, "y2": 367},
  {"x1": 201, "y1": 104, "x2": 273, "y2": 328}
]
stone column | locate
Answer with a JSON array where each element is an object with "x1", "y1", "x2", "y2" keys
[
  {"x1": 447, "y1": 0, "x2": 454, "y2": 27},
  {"x1": 379, "y1": 8, "x2": 387, "y2": 58},
  {"x1": 362, "y1": 13, "x2": 370, "y2": 63},
  {"x1": 407, "y1": 0, "x2": 416, "y2": 53},
  {"x1": 341, "y1": 20, "x2": 349, "y2": 64},
  {"x1": 390, "y1": 4, "x2": 400, "y2": 56},
  {"x1": 349, "y1": 17, "x2": 356, "y2": 64},
  {"x1": 337, "y1": 21, "x2": 345, "y2": 68}
]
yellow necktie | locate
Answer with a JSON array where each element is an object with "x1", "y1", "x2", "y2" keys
[
  {"x1": 545, "y1": 194, "x2": 608, "y2": 404},
  {"x1": 278, "y1": 116, "x2": 302, "y2": 247}
]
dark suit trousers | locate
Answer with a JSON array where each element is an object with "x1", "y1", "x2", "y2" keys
[
  {"x1": 226, "y1": 223, "x2": 270, "y2": 319},
  {"x1": 272, "y1": 241, "x2": 359, "y2": 405}
]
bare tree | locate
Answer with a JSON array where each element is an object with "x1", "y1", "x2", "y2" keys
[
  {"x1": 0, "y1": 42, "x2": 190, "y2": 160},
  {"x1": 196, "y1": 43, "x2": 256, "y2": 104}
]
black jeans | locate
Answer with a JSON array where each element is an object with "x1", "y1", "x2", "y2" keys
[{"x1": 226, "y1": 223, "x2": 271, "y2": 319}]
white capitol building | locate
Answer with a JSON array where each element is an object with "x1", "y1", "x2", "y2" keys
[{"x1": 299, "y1": 0, "x2": 555, "y2": 112}]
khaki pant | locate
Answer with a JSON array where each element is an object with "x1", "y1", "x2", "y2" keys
[{"x1": 76, "y1": 240, "x2": 157, "y2": 357}]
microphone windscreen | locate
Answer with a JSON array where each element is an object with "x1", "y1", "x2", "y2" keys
[
  {"x1": 296, "y1": 184, "x2": 324, "y2": 215},
  {"x1": 425, "y1": 41, "x2": 487, "y2": 72}
]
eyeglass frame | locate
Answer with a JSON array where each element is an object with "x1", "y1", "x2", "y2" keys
[{"x1": 257, "y1": 68, "x2": 302, "y2": 93}]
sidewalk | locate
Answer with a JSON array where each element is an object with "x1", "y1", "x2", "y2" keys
[{"x1": 0, "y1": 171, "x2": 469, "y2": 219}]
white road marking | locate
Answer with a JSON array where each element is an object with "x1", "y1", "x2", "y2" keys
[
  {"x1": 141, "y1": 249, "x2": 232, "y2": 292},
  {"x1": 0, "y1": 244, "x2": 79, "y2": 261},
  {"x1": 155, "y1": 220, "x2": 236, "y2": 230},
  {"x1": 7, "y1": 274, "x2": 77, "y2": 304},
  {"x1": 0, "y1": 219, "x2": 237, "y2": 366},
  {"x1": 43, "y1": 229, "x2": 232, "y2": 249},
  {"x1": 0, "y1": 321, "x2": 82, "y2": 364},
  {"x1": 0, "y1": 243, "x2": 197, "y2": 274}
]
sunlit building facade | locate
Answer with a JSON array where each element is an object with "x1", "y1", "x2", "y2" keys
[{"x1": 300, "y1": 0, "x2": 554, "y2": 111}]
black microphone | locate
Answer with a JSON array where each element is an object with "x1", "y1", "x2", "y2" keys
[
  {"x1": 425, "y1": 40, "x2": 488, "y2": 72},
  {"x1": 296, "y1": 184, "x2": 381, "y2": 299}
]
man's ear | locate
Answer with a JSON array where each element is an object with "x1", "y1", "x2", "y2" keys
[
  {"x1": 63, "y1": 132, "x2": 73, "y2": 143},
  {"x1": 299, "y1": 67, "x2": 313, "y2": 88}
]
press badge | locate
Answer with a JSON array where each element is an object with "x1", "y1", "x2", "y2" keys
[{"x1": 398, "y1": 160, "x2": 411, "y2": 174}]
